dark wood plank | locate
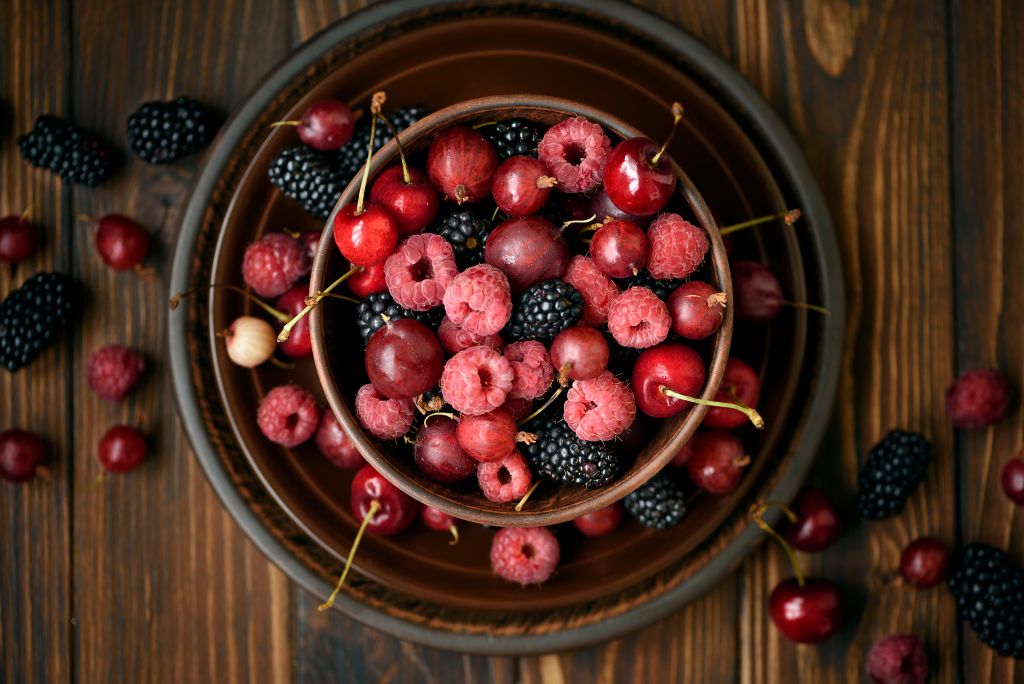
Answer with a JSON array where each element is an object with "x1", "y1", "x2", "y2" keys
[{"x1": 951, "y1": 0, "x2": 1024, "y2": 680}]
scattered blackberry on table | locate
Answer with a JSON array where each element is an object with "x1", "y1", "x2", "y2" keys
[
  {"x1": 0, "y1": 272, "x2": 79, "y2": 372},
  {"x1": 127, "y1": 96, "x2": 217, "y2": 164},
  {"x1": 857, "y1": 430, "x2": 933, "y2": 519},
  {"x1": 947, "y1": 543, "x2": 1024, "y2": 658},
  {"x1": 627, "y1": 271, "x2": 682, "y2": 301},
  {"x1": 483, "y1": 119, "x2": 543, "y2": 160},
  {"x1": 507, "y1": 279, "x2": 584, "y2": 343},
  {"x1": 17, "y1": 115, "x2": 116, "y2": 185},
  {"x1": 355, "y1": 292, "x2": 442, "y2": 345},
  {"x1": 522, "y1": 414, "x2": 618, "y2": 488},
  {"x1": 430, "y1": 207, "x2": 493, "y2": 268},
  {"x1": 268, "y1": 145, "x2": 360, "y2": 220},
  {"x1": 623, "y1": 474, "x2": 687, "y2": 530}
]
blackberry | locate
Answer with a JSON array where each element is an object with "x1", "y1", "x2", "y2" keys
[
  {"x1": 947, "y1": 543, "x2": 1024, "y2": 658},
  {"x1": 268, "y1": 145, "x2": 360, "y2": 220},
  {"x1": 521, "y1": 415, "x2": 618, "y2": 488},
  {"x1": 17, "y1": 115, "x2": 116, "y2": 186},
  {"x1": 623, "y1": 474, "x2": 687, "y2": 530},
  {"x1": 483, "y1": 119, "x2": 543, "y2": 160},
  {"x1": 430, "y1": 207, "x2": 493, "y2": 268},
  {"x1": 857, "y1": 430, "x2": 933, "y2": 519},
  {"x1": 127, "y1": 97, "x2": 217, "y2": 164},
  {"x1": 507, "y1": 280, "x2": 584, "y2": 343},
  {"x1": 350, "y1": 105, "x2": 428, "y2": 156},
  {"x1": 628, "y1": 271, "x2": 682, "y2": 301},
  {"x1": 355, "y1": 292, "x2": 442, "y2": 345},
  {"x1": 0, "y1": 272, "x2": 79, "y2": 371},
  {"x1": 605, "y1": 331, "x2": 640, "y2": 378}
]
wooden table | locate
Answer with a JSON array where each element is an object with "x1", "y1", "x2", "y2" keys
[{"x1": 2, "y1": 1, "x2": 1021, "y2": 681}]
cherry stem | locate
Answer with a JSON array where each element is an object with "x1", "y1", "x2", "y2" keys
[
  {"x1": 515, "y1": 479, "x2": 542, "y2": 512},
  {"x1": 650, "y1": 101, "x2": 684, "y2": 166},
  {"x1": 310, "y1": 292, "x2": 361, "y2": 305},
  {"x1": 269, "y1": 120, "x2": 301, "y2": 128},
  {"x1": 423, "y1": 411, "x2": 457, "y2": 426},
  {"x1": 281, "y1": 228, "x2": 300, "y2": 239},
  {"x1": 491, "y1": 206, "x2": 502, "y2": 222},
  {"x1": 471, "y1": 121, "x2": 498, "y2": 129},
  {"x1": 537, "y1": 176, "x2": 558, "y2": 189},
  {"x1": 277, "y1": 266, "x2": 361, "y2": 341},
  {"x1": 355, "y1": 91, "x2": 386, "y2": 214},
  {"x1": 559, "y1": 214, "x2": 597, "y2": 232},
  {"x1": 448, "y1": 525, "x2": 459, "y2": 546},
  {"x1": 168, "y1": 283, "x2": 290, "y2": 323},
  {"x1": 707, "y1": 292, "x2": 728, "y2": 308},
  {"x1": 91, "y1": 471, "x2": 105, "y2": 489},
  {"x1": 751, "y1": 502, "x2": 804, "y2": 587},
  {"x1": 269, "y1": 356, "x2": 296, "y2": 370},
  {"x1": 718, "y1": 209, "x2": 802, "y2": 236},
  {"x1": 658, "y1": 385, "x2": 765, "y2": 429},
  {"x1": 414, "y1": 394, "x2": 444, "y2": 415},
  {"x1": 784, "y1": 301, "x2": 831, "y2": 316},
  {"x1": 515, "y1": 431, "x2": 537, "y2": 445},
  {"x1": 518, "y1": 386, "x2": 565, "y2": 426},
  {"x1": 20, "y1": 204, "x2": 34, "y2": 221},
  {"x1": 376, "y1": 113, "x2": 412, "y2": 185},
  {"x1": 318, "y1": 499, "x2": 380, "y2": 611}
]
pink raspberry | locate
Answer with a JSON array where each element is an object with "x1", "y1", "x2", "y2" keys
[
  {"x1": 440, "y1": 346, "x2": 515, "y2": 416},
  {"x1": 489, "y1": 527, "x2": 560, "y2": 585},
  {"x1": 504, "y1": 340, "x2": 554, "y2": 399},
  {"x1": 242, "y1": 232, "x2": 311, "y2": 298},
  {"x1": 646, "y1": 213, "x2": 708, "y2": 280},
  {"x1": 383, "y1": 233, "x2": 458, "y2": 311},
  {"x1": 564, "y1": 370, "x2": 636, "y2": 441},
  {"x1": 257, "y1": 384, "x2": 320, "y2": 447},
  {"x1": 477, "y1": 449, "x2": 532, "y2": 503},
  {"x1": 945, "y1": 369, "x2": 1012, "y2": 429},
  {"x1": 438, "y1": 316, "x2": 504, "y2": 355},
  {"x1": 503, "y1": 395, "x2": 535, "y2": 421},
  {"x1": 538, "y1": 117, "x2": 611, "y2": 193},
  {"x1": 607, "y1": 287, "x2": 671, "y2": 349},
  {"x1": 315, "y1": 411, "x2": 364, "y2": 469},
  {"x1": 865, "y1": 634, "x2": 928, "y2": 684},
  {"x1": 354, "y1": 383, "x2": 414, "y2": 440},
  {"x1": 562, "y1": 255, "x2": 619, "y2": 325},
  {"x1": 442, "y1": 264, "x2": 512, "y2": 337},
  {"x1": 86, "y1": 344, "x2": 145, "y2": 401}
]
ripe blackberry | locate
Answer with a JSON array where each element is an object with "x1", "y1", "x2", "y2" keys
[
  {"x1": 127, "y1": 97, "x2": 217, "y2": 164},
  {"x1": 0, "y1": 272, "x2": 78, "y2": 371},
  {"x1": 268, "y1": 145, "x2": 360, "y2": 220},
  {"x1": 947, "y1": 543, "x2": 1024, "y2": 658},
  {"x1": 484, "y1": 119, "x2": 543, "y2": 160},
  {"x1": 17, "y1": 115, "x2": 116, "y2": 186},
  {"x1": 430, "y1": 207, "x2": 493, "y2": 268},
  {"x1": 623, "y1": 474, "x2": 687, "y2": 530},
  {"x1": 507, "y1": 280, "x2": 584, "y2": 343},
  {"x1": 857, "y1": 430, "x2": 933, "y2": 519},
  {"x1": 355, "y1": 291, "x2": 442, "y2": 345},
  {"x1": 628, "y1": 271, "x2": 682, "y2": 301},
  {"x1": 521, "y1": 415, "x2": 618, "y2": 488}
]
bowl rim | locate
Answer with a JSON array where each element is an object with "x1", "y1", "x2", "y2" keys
[{"x1": 309, "y1": 93, "x2": 734, "y2": 527}]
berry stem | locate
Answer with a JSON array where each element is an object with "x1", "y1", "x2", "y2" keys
[
  {"x1": 471, "y1": 121, "x2": 498, "y2": 129},
  {"x1": 277, "y1": 266, "x2": 361, "y2": 342},
  {"x1": 423, "y1": 411, "x2": 457, "y2": 426},
  {"x1": 318, "y1": 499, "x2": 380, "y2": 611},
  {"x1": 514, "y1": 479, "x2": 542, "y2": 512},
  {"x1": 515, "y1": 431, "x2": 537, "y2": 445},
  {"x1": 269, "y1": 120, "x2": 301, "y2": 128},
  {"x1": 355, "y1": 91, "x2": 387, "y2": 215},
  {"x1": 707, "y1": 292, "x2": 728, "y2": 308},
  {"x1": 658, "y1": 385, "x2": 765, "y2": 429},
  {"x1": 376, "y1": 113, "x2": 412, "y2": 185},
  {"x1": 559, "y1": 214, "x2": 597, "y2": 232},
  {"x1": 269, "y1": 356, "x2": 296, "y2": 370},
  {"x1": 309, "y1": 292, "x2": 361, "y2": 305},
  {"x1": 718, "y1": 209, "x2": 802, "y2": 236},
  {"x1": 518, "y1": 386, "x2": 565, "y2": 426},
  {"x1": 784, "y1": 301, "x2": 831, "y2": 316},
  {"x1": 20, "y1": 204, "x2": 34, "y2": 221},
  {"x1": 168, "y1": 284, "x2": 290, "y2": 323},
  {"x1": 448, "y1": 525, "x2": 459, "y2": 546},
  {"x1": 751, "y1": 502, "x2": 804, "y2": 587},
  {"x1": 650, "y1": 101, "x2": 684, "y2": 166}
]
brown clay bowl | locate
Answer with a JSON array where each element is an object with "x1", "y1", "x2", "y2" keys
[{"x1": 309, "y1": 95, "x2": 733, "y2": 528}]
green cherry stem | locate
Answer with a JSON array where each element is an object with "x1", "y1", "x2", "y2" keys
[
  {"x1": 277, "y1": 266, "x2": 361, "y2": 342},
  {"x1": 650, "y1": 101, "x2": 684, "y2": 166},
  {"x1": 318, "y1": 500, "x2": 380, "y2": 611},
  {"x1": 518, "y1": 386, "x2": 565, "y2": 426},
  {"x1": 658, "y1": 385, "x2": 765, "y2": 429},
  {"x1": 751, "y1": 502, "x2": 804, "y2": 587},
  {"x1": 719, "y1": 209, "x2": 802, "y2": 236},
  {"x1": 515, "y1": 479, "x2": 542, "y2": 512},
  {"x1": 168, "y1": 284, "x2": 290, "y2": 323}
]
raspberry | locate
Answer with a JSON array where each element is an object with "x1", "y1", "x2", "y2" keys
[
  {"x1": 865, "y1": 635, "x2": 928, "y2": 684},
  {"x1": 607, "y1": 287, "x2": 671, "y2": 349},
  {"x1": 563, "y1": 370, "x2": 636, "y2": 441},
  {"x1": 562, "y1": 255, "x2": 619, "y2": 325},
  {"x1": 477, "y1": 449, "x2": 533, "y2": 503},
  {"x1": 242, "y1": 232, "x2": 311, "y2": 298},
  {"x1": 440, "y1": 346, "x2": 515, "y2": 416},
  {"x1": 646, "y1": 213, "x2": 708, "y2": 280},
  {"x1": 945, "y1": 369, "x2": 1012, "y2": 429},
  {"x1": 257, "y1": 384, "x2": 320, "y2": 447},
  {"x1": 490, "y1": 527, "x2": 559, "y2": 585},
  {"x1": 504, "y1": 340, "x2": 554, "y2": 400},
  {"x1": 315, "y1": 411, "x2": 364, "y2": 469},
  {"x1": 383, "y1": 233, "x2": 458, "y2": 311},
  {"x1": 85, "y1": 344, "x2": 145, "y2": 401},
  {"x1": 442, "y1": 264, "x2": 512, "y2": 337},
  {"x1": 537, "y1": 117, "x2": 610, "y2": 193},
  {"x1": 438, "y1": 316, "x2": 504, "y2": 355},
  {"x1": 354, "y1": 383, "x2": 414, "y2": 440}
]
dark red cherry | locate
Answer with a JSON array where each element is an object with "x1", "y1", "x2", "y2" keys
[
  {"x1": 275, "y1": 285, "x2": 312, "y2": 358},
  {"x1": 603, "y1": 137, "x2": 677, "y2": 216},
  {"x1": 347, "y1": 262, "x2": 388, "y2": 298},
  {"x1": 687, "y1": 431, "x2": 748, "y2": 494},
  {"x1": 702, "y1": 358, "x2": 761, "y2": 430},
  {"x1": 426, "y1": 126, "x2": 499, "y2": 204},
  {"x1": 369, "y1": 165, "x2": 439, "y2": 237},
  {"x1": 420, "y1": 505, "x2": 457, "y2": 532},
  {"x1": 364, "y1": 318, "x2": 444, "y2": 399},
  {"x1": 491, "y1": 155, "x2": 556, "y2": 216},
  {"x1": 456, "y1": 409, "x2": 518, "y2": 462},
  {"x1": 94, "y1": 214, "x2": 150, "y2": 271},
  {"x1": 550, "y1": 325, "x2": 609, "y2": 382},
  {"x1": 631, "y1": 343, "x2": 706, "y2": 418},
  {"x1": 484, "y1": 215, "x2": 570, "y2": 292},
  {"x1": 669, "y1": 439, "x2": 694, "y2": 468},
  {"x1": 294, "y1": 99, "x2": 356, "y2": 150},
  {"x1": 315, "y1": 411, "x2": 364, "y2": 469},
  {"x1": 550, "y1": 192, "x2": 594, "y2": 223},
  {"x1": 667, "y1": 281, "x2": 726, "y2": 340},
  {"x1": 732, "y1": 260, "x2": 784, "y2": 323},
  {"x1": 414, "y1": 415, "x2": 476, "y2": 483},
  {"x1": 0, "y1": 428, "x2": 47, "y2": 483},
  {"x1": 588, "y1": 189, "x2": 653, "y2": 226},
  {"x1": 298, "y1": 231, "x2": 320, "y2": 261},
  {"x1": 333, "y1": 203, "x2": 399, "y2": 267},
  {"x1": 768, "y1": 577, "x2": 843, "y2": 644},
  {"x1": 779, "y1": 488, "x2": 842, "y2": 552},
  {"x1": 351, "y1": 464, "x2": 419, "y2": 536},
  {"x1": 98, "y1": 425, "x2": 148, "y2": 473},
  {"x1": 899, "y1": 537, "x2": 949, "y2": 588},
  {"x1": 572, "y1": 502, "x2": 624, "y2": 537},
  {"x1": 0, "y1": 214, "x2": 39, "y2": 264},
  {"x1": 589, "y1": 219, "x2": 648, "y2": 278},
  {"x1": 1001, "y1": 457, "x2": 1024, "y2": 505}
]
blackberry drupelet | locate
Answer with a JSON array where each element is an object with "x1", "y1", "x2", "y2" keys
[
  {"x1": 507, "y1": 280, "x2": 584, "y2": 343},
  {"x1": 430, "y1": 207, "x2": 493, "y2": 268},
  {"x1": 947, "y1": 543, "x2": 1024, "y2": 658},
  {"x1": 0, "y1": 272, "x2": 78, "y2": 371},
  {"x1": 127, "y1": 97, "x2": 217, "y2": 164},
  {"x1": 355, "y1": 292, "x2": 442, "y2": 345},
  {"x1": 484, "y1": 119, "x2": 543, "y2": 160},
  {"x1": 521, "y1": 415, "x2": 618, "y2": 488},
  {"x1": 628, "y1": 271, "x2": 682, "y2": 301},
  {"x1": 17, "y1": 115, "x2": 116, "y2": 186},
  {"x1": 268, "y1": 145, "x2": 360, "y2": 220},
  {"x1": 857, "y1": 430, "x2": 933, "y2": 519},
  {"x1": 623, "y1": 474, "x2": 687, "y2": 530}
]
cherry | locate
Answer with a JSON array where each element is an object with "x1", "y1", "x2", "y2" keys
[
  {"x1": 369, "y1": 166, "x2": 439, "y2": 238},
  {"x1": 768, "y1": 578, "x2": 844, "y2": 644},
  {"x1": 414, "y1": 415, "x2": 476, "y2": 483},
  {"x1": 572, "y1": 502, "x2": 624, "y2": 537},
  {"x1": 899, "y1": 537, "x2": 949, "y2": 589},
  {"x1": 550, "y1": 192, "x2": 594, "y2": 223},
  {"x1": 731, "y1": 261, "x2": 830, "y2": 323},
  {"x1": 273, "y1": 99, "x2": 356, "y2": 150},
  {"x1": 0, "y1": 428, "x2": 47, "y2": 483},
  {"x1": 347, "y1": 262, "x2": 387, "y2": 297},
  {"x1": 221, "y1": 315, "x2": 277, "y2": 368},
  {"x1": 421, "y1": 506, "x2": 460, "y2": 544},
  {"x1": 589, "y1": 219, "x2": 648, "y2": 278},
  {"x1": 702, "y1": 358, "x2": 761, "y2": 430},
  {"x1": 588, "y1": 189, "x2": 653, "y2": 226},
  {"x1": 779, "y1": 488, "x2": 842, "y2": 552},
  {"x1": 1001, "y1": 456, "x2": 1024, "y2": 505},
  {"x1": 602, "y1": 102, "x2": 683, "y2": 216},
  {"x1": 456, "y1": 409, "x2": 523, "y2": 462},
  {"x1": 297, "y1": 230, "x2": 320, "y2": 261},
  {"x1": 275, "y1": 285, "x2": 313, "y2": 358},
  {"x1": 687, "y1": 431, "x2": 749, "y2": 494},
  {"x1": 484, "y1": 215, "x2": 570, "y2": 292},
  {"x1": 426, "y1": 125, "x2": 499, "y2": 204},
  {"x1": 98, "y1": 425, "x2": 148, "y2": 473},
  {"x1": 667, "y1": 281, "x2": 726, "y2": 340},
  {"x1": 491, "y1": 155, "x2": 557, "y2": 216},
  {"x1": 315, "y1": 411, "x2": 364, "y2": 469},
  {"x1": 630, "y1": 343, "x2": 707, "y2": 418},
  {"x1": 550, "y1": 325, "x2": 609, "y2": 382},
  {"x1": 0, "y1": 212, "x2": 39, "y2": 264},
  {"x1": 90, "y1": 214, "x2": 150, "y2": 271},
  {"x1": 364, "y1": 318, "x2": 444, "y2": 399},
  {"x1": 669, "y1": 439, "x2": 694, "y2": 468}
]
